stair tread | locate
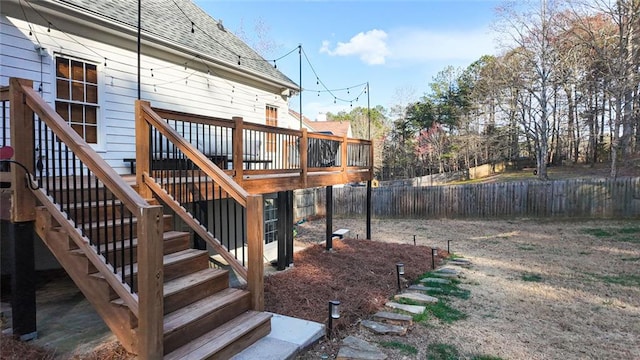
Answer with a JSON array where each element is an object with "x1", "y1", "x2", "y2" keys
[
  {"x1": 111, "y1": 267, "x2": 228, "y2": 308},
  {"x1": 164, "y1": 311, "x2": 271, "y2": 360},
  {"x1": 70, "y1": 231, "x2": 189, "y2": 256},
  {"x1": 57, "y1": 213, "x2": 172, "y2": 230},
  {"x1": 92, "y1": 248, "x2": 208, "y2": 279},
  {"x1": 164, "y1": 268, "x2": 228, "y2": 297},
  {"x1": 164, "y1": 288, "x2": 248, "y2": 334}
]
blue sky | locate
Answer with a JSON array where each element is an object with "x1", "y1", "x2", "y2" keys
[{"x1": 194, "y1": 0, "x2": 504, "y2": 120}]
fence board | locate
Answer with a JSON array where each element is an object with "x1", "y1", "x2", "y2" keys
[{"x1": 299, "y1": 177, "x2": 640, "y2": 219}]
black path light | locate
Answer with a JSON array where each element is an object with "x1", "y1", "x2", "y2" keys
[
  {"x1": 327, "y1": 300, "x2": 340, "y2": 337},
  {"x1": 432, "y1": 248, "x2": 438, "y2": 269},
  {"x1": 447, "y1": 240, "x2": 452, "y2": 254},
  {"x1": 396, "y1": 263, "x2": 405, "y2": 292}
]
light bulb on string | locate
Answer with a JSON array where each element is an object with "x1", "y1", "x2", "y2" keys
[
  {"x1": 317, "y1": 91, "x2": 320, "y2": 97},
  {"x1": 184, "y1": 62, "x2": 187, "y2": 70},
  {"x1": 273, "y1": 60, "x2": 277, "y2": 69},
  {"x1": 347, "y1": 88, "x2": 350, "y2": 94},
  {"x1": 154, "y1": 85, "x2": 157, "y2": 92},
  {"x1": 334, "y1": 98, "x2": 336, "y2": 104},
  {"x1": 191, "y1": 22, "x2": 195, "y2": 33},
  {"x1": 104, "y1": 58, "x2": 107, "y2": 67},
  {"x1": 150, "y1": 68, "x2": 154, "y2": 77},
  {"x1": 237, "y1": 55, "x2": 241, "y2": 65},
  {"x1": 316, "y1": 78, "x2": 319, "y2": 85},
  {"x1": 47, "y1": 22, "x2": 51, "y2": 32}
]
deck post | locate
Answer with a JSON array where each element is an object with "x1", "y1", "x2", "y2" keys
[
  {"x1": 341, "y1": 135, "x2": 348, "y2": 183},
  {"x1": 276, "y1": 191, "x2": 287, "y2": 270},
  {"x1": 366, "y1": 180, "x2": 372, "y2": 240},
  {"x1": 137, "y1": 205, "x2": 165, "y2": 360},
  {"x1": 247, "y1": 194, "x2": 265, "y2": 310},
  {"x1": 135, "y1": 100, "x2": 152, "y2": 199},
  {"x1": 285, "y1": 190, "x2": 294, "y2": 266},
  {"x1": 9, "y1": 78, "x2": 38, "y2": 339},
  {"x1": 325, "y1": 185, "x2": 333, "y2": 250},
  {"x1": 232, "y1": 117, "x2": 244, "y2": 185},
  {"x1": 9, "y1": 78, "x2": 36, "y2": 222}
]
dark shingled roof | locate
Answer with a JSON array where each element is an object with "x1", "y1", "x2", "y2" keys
[{"x1": 51, "y1": 0, "x2": 298, "y2": 89}]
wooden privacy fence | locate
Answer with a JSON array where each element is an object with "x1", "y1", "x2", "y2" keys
[{"x1": 302, "y1": 177, "x2": 640, "y2": 219}]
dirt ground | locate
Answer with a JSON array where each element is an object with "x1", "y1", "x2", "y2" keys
[{"x1": 294, "y1": 217, "x2": 640, "y2": 360}]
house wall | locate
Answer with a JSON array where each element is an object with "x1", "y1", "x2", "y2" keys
[{"x1": 1, "y1": 8, "x2": 291, "y2": 174}]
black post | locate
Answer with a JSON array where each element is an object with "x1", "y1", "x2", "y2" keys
[
  {"x1": 276, "y1": 192, "x2": 287, "y2": 270},
  {"x1": 286, "y1": 190, "x2": 294, "y2": 266},
  {"x1": 366, "y1": 180, "x2": 372, "y2": 240},
  {"x1": 325, "y1": 185, "x2": 333, "y2": 251},
  {"x1": 10, "y1": 221, "x2": 37, "y2": 340}
]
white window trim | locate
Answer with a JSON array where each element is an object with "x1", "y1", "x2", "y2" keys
[{"x1": 51, "y1": 53, "x2": 107, "y2": 152}]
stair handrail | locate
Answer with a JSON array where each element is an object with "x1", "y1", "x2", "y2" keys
[
  {"x1": 138, "y1": 101, "x2": 249, "y2": 206},
  {"x1": 11, "y1": 78, "x2": 165, "y2": 358}
]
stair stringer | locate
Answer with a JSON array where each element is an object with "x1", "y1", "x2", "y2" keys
[{"x1": 34, "y1": 206, "x2": 139, "y2": 354}]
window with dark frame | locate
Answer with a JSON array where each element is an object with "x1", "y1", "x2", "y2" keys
[
  {"x1": 265, "y1": 105, "x2": 277, "y2": 152},
  {"x1": 55, "y1": 56, "x2": 99, "y2": 144}
]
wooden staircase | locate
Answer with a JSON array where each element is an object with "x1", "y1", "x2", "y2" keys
[{"x1": 33, "y1": 186, "x2": 271, "y2": 359}]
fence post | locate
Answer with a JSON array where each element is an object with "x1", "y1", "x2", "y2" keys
[
  {"x1": 137, "y1": 205, "x2": 164, "y2": 360},
  {"x1": 247, "y1": 194, "x2": 264, "y2": 310},
  {"x1": 135, "y1": 100, "x2": 152, "y2": 199}
]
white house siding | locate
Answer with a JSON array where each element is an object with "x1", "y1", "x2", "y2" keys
[{"x1": 1, "y1": 11, "x2": 290, "y2": 174}]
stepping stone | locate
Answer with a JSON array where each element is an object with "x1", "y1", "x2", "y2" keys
[
  {"x1": 385, "y1": 301, "x2": 425, "y2": 315},
  {"x1": 420, "y1": 277, "x2": 451, "y2": 285},
  {"x1": 361, "y1": 320, "x2": 407, "y2": 336},
  {"x1": 337, "y1": 336, "x2": 387, "y2": 360},
  {"x1": 435, "y1": 267, "x2": 461, "y2": 275},
  {"x1": 408, "y1": 284, "x2": 442, "y2": 292},
  {"x1": 372, "y1": 311, "x2": 413, "y2": 326},
  {"x1": 395, "y1": 292, "x2": 439, "y2": 305},
  {"x1": 431, "y1": 272, "x2": 459, "y2": 279}
]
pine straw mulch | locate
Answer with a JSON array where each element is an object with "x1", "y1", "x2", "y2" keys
[
  {"x1": 1, "y1": 237, "x2": 438, "y2": 359},
  {"x1": 264, "y1": 238, "x2": 439, "y2": 333}
]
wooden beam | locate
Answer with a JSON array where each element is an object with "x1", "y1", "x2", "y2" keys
[
  {"x1": 136, "y1": 205, "x2": 165, "y2": 360},
  {"x1": 246, "y1": 194, "x2": 264, "y2": 311},
  {"x1": 9, "y1": 78, "x2": 35, "y2": 222}
]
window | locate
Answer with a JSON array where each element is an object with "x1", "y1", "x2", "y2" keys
[
  {"x1": 55, "y1": 56, "x2": 99, "y2": 144},
  {"x1": 265, "y1": 105, "x2": 277, "y2": 152}
]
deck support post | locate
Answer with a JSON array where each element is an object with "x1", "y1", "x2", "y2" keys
[
  {"x1": 325, "y1": 185, "x2": 333, "y2": 250},
  {"x1": 366, "y1": 180, "x2": 372, "y2": 240},
  {"x1": 9, "y1": 78, "x2": 38, "y2": 340},
  {"x1": 9, "y1": 221, "x2": 37, "y2": 340},
  {"x1": 276, "y1": 191, "x2": 294, "y2": 270}
]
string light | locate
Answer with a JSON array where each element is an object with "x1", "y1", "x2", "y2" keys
[
  {"x1": 104, "y1": 58, "x2": 107, "y2": 67},
  {"x1": 150, "y1": 68, "x2": 154, "y2": 77},
  {"x1": 47, "y1": 22, "x2": 51, "y2": 32},
  {"x1": 191, "y1": 21, "x2": 195, "y2": 33}
]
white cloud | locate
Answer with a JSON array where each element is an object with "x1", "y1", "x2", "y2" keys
[
  {"x1": 320, "y1": 27, "x2": 497, "y2": 65},
  {"x1": 388, "y1": 27, "x2": 496, "y2": 62},
  {"x1": 320, "y1": 29, "x2": 390, "y2": 65}
]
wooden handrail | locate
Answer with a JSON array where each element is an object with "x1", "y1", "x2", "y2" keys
[
  {"x1": 139, "y1": 101, "x2": 249, "y2": 207},
  {"x1": 152, "y1": 108, "x2": 235, "y2": 129},
  {"x1": 17, "y1": 81, "x2": 150, "y2": 212}
]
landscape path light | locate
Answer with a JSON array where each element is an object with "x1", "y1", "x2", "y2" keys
[
  {"x1": 327, "y1": 300, "x2": 340, "y2": 337},
  {"x1": 447, "y1": 240, "x2": 451, "y2": 254},
  {"x1": 432, "y1": 248, "x2": 438, "y2": 269},
  {"x1": 396, "y1": 263, "x2": 405, "y2": 292}
]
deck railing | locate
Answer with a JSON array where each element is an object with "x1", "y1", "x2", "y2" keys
[
  {"x1": 8, "y1": 78, "x2": 164, "y2": 358},
  {"x1": 149, "y1": 107, "x2": 373, "y2": 193}
]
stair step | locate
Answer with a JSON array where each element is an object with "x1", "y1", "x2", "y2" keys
[
  {"x1": 163, "y1": 288, "x2": 251, "y2": 354},
  {"x1": 164, "y1": 311, "x2": 272, "y2": 360},
  {"x1": 70, "y1": 231, "x2": 190, "y2": 260},
  {"x1": 62, "y1": 214, "x2": 173, "y2": 241},
  {"x1": 163, "y1": 268, "x2": 230, "y2": 314},
  {"x1": 92, "y1": 248, "x2": 209, "y2": 284}
]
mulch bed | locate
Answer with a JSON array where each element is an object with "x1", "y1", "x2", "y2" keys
[
  {"x1": 264, "y1": 238, "x2": 441, "y2": 333},
  {"x1": 1, "y1": 238, "x2": 441, "y2": 359}
]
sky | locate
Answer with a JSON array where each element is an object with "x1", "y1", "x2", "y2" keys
[{"x1": 194, "y1": 0, "x2": 506, "y2": 121}]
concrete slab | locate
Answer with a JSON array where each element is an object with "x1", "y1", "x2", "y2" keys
[{"x1": 232, "y1": 312, "x2": 325, "y2": 360}]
